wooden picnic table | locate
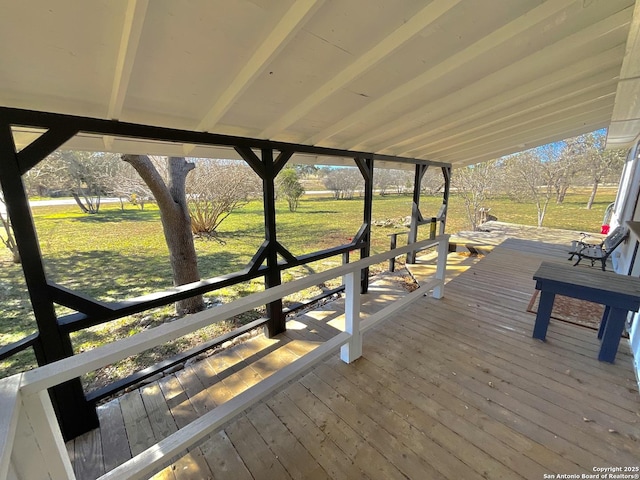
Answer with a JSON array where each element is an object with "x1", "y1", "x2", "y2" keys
[{"x1": 532, "y1": 261, "x2": 640, "y2": 363}]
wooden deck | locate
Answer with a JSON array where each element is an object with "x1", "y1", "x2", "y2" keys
[{"x1": 67, "y1": 236, "x2": 640, "y2": 480}]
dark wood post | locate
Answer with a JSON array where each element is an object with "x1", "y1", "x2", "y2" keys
[
  {"x1": 261, "y1": 148, "x2": 286, "y2": 337},
  {"x1": 0, "y1": 123, "x2": 98, "y2": 440},
  {"x1": 356, "y1": 157, "x2": 373, "y2": 293},
  {"x1": 389, "y1": 233, "x2": 398, "y2": 272},
  {"x1": 440, "y1": 166, "x2": 451, "y2": 235},
  {"x1": 407, "y1": 164, "x2": 428, "y2": 264}
]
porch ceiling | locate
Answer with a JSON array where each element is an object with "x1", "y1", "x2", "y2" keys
[{"x1": 1, "y1": 0, "x2": 639, "y2": 166}]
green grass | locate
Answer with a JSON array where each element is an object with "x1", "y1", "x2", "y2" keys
[{"x1": 0, "y1": 186, "x2": 616, "y2": 389}]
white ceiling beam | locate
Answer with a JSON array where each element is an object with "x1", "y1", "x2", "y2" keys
[
  {"x1": 196, "y1": 0, "x2": 324, "y2": 133},
  {"x1": 107, "y1": 0, "x2": 148, "y2": 120},
  {"x1": 259, "y1": 0, "x2": 461, "y2": 140},
  {"x1": 397, "y1": 74, "x2": 619, "y2": 156},
  {"x1": 422, "y1": 105, "x2": 613, "y2": 164},
  {"x1": 304, "y1": 0, "x2": 579, "y2": 146},
  {"x1": 103, "y1": 0, "x2": 148, "y2": 152},
  {"x1": 353, "y1": 39, "x2": 625, "y2": 153}
]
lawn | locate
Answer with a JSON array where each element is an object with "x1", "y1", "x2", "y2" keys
[{"x1": 0, "y1": 186, "x2": 615, "y2": 390}]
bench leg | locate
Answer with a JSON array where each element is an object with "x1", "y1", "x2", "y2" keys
[
  {"x1": 533, "y1": 290, "x2": 555, "y2": 340},
  {"x1": 598, "y1": 307, "x2": 627, "y2": 363},
  {"x1": 568, "y1": 241, "x2": 578, "y2": 261}
]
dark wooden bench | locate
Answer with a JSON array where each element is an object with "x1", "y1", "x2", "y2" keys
[
  {"x1": 532, "y1": 261, "x2": 640, "y2": 363},
  {"x1": 568, "y1": 226, "x2": 628, "y2": 271}
]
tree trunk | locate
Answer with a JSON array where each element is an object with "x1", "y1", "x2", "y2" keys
[
  {"x1": 586, "y1": 180, "x2": 599, "y2": 210},
  {"x1": 71, "y1": 192, "x2": 90, "y2": 213},
  {"x1": 556, "y1": 184, "x2": 568, "y2": 204},
  {"x1": 122, "y1": 155, "x2": 204, "y2": 314},
  {"x1": 72, "y1": 192, "x2": 100, "y2": 213}
]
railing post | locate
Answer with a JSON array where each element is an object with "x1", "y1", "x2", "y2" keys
[
  {"x1": 12, "y1": 390, "x2": 75, "y2": 479},
  {"x1": 0, "y1": 375, "x2": 21, "y2": 480},
  {"x1": 433, "y1": 236, "x2": 449, "y2": 299},
  {"x1": 340, "y1": 271, "x2": 362, "y2": 363}
]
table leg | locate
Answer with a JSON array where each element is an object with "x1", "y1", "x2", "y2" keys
[
  {"x1": 597, "y1": 306, "x2": 610, "y2": 340},
  {"x1": 533, "y1": 290, "x2": 555, "y2": 340},
  {"x1": 598, "y1": 307, "x2": 627, "y2": 363}
]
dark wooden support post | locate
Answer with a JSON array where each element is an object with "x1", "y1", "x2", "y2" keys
[
  {"x1": 389, "y1": 233, "x2": 398, "y2": 272},
  {"x1": 261, "y1": 148, "x2": 285, "y2": 337},
  {"x1": 355, "y1": 156, "x2": 373, "y2": 293},
  {"x1": 407, "y1": 164, "x2": 428, "y2": 264},
  {"x1": 0, "y1": 122, "x2": 98, "y2": 440},
  {"x1": 440, "y1": 166, "x2": 451, "y2": 235}
]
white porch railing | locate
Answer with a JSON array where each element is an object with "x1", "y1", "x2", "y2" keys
[{"x1": 0, "y1": 235, "x2": 449, "y2": 480}]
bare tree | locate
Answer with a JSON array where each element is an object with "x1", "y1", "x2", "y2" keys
[
  {"x1": 578, "y1": 131, "x2": 626, "y2": 209},
  {"x1": 323, "y1": 168, "x2": 363, "y2": 199},
  {"x1": 122, "y1": 155, "x2": 204, "y2": 314},
  {"x1": 453, "y1": 161, "x2": 497, "y2": 230},
  {"x1": 34, "y1": 151, "x2": 120, "y2": 213},
  {"x1": 420, "y1": 167, "x2": 445, "y2": 195},
  {"x1": 187, "y1": 159, "x2": 261, "y2": 237},
  {"x1": 553, "y1": 137, "x2": 583, "y2": 204},
  {"x1": 374, "y1": 168, "x2": 398, "y2": 196},
  {"x1": 500, "y1": 146, "x2": 564, "y2": 227},
  {"x1": 372, "y1": 168, "x2": 416, "y2": 196}
]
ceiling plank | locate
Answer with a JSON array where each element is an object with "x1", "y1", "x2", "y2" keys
[
  {"x1": 196, "y1": 0, "x2": 324, "y2": 133},
  {"x1": 398, "y1": 73, "x2": 619, "y2": 156},
  {"x1": 425, "y1": 106, "x2": 613, "y2": 164},
  {"x1": 259, "y1": 0, "x2": 461, "y2": 139},
  {"x1": 452, "y1": 117, "x2": 611, "y2": 167},
  {"x1": 304, "y1": 0, "x2": 578, "y2": 146},
  {"x1": 352, "y1": 40, "x2": 626, "y2": 153},
  {"x1": 409, "y1": 92, "x2": 616, "y2": 159},
  {"x1": 423, "y1": 100, "x2": 614, "y2": 161}
]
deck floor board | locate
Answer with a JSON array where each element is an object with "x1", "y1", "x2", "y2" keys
[
  {"x1": 383, "y1": 316, "x2": 639, "y2": 465},
  {"x1": 70, "y1": 235, "x2": 640, "y2": 479}
]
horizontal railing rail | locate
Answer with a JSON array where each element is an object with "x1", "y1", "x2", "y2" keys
[
  {"x1": 0, "y1": 241, "x2": 363, "y2": 402},
  {"x1": 0, "y1": 235, "x2": 448, "y2": 480},
  {"x1": 56, "y1": 240, "x2": 365, "y2": 332},
  {"x1": 0, "y1": 332, "x2": 38, "y2": 362},
  {"x1": 84, "y1": 317, "x2": 269, "y2": 404},
  {"x1": 86, "y1": 286, "x2": 346, "y2": 404}
]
